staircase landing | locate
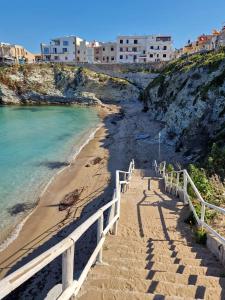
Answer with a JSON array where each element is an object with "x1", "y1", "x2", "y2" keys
[{"x1": 78, "y1": 169, "x2": 225, "y2": 299}]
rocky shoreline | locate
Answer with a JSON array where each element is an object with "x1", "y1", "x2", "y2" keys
[{"x1": 0, "y1": 64, "x2": 140, "y2": 105}]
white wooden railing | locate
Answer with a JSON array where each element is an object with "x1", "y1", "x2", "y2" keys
[
  {"x1": 0, "y1": 159, "x2": 135, "y2": 300},
  {"x1": 154, "y1": 160, "x2": 225, "y2": 245}
]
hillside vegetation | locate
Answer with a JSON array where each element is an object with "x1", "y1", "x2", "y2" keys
[{"x1": 142, "y1": 48, "x2": 225, "y2": 221}]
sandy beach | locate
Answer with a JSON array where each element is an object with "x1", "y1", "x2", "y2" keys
[{"x1": 0, "y1": 100, "x2": 184, "y2": 298}]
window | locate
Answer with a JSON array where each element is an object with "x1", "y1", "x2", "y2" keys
[
  {"x1": 43, "y1": 47, "x2": 49, "y2": 54},
  {"x1": 120, "y1": 55, "x2": 123, "y2": 59},
  {"x1": 150, "y1": 54, "x2": 153, "y2": 58},
  {"x1": 150, "y1": 46, "x2": 154, "y2": 50},
  {"x1": 77, "y1": 50, "x2": 80, "y2": 54},
  {"x1": 120, "y1": 47, "x2": 123, "y2": 52},
  {"x1": 143, "y1": 50, "x2": 146, "y2": 54},
  {"x1": 156, "y1": 36, "x2": 171, "y2": 42},
  {"x1": 157, "y1": 46, "x2": 160, "y2": 50},
  {"x1": 63, "y1": 41, "x2": 69, "y2": 46},
  {"x1": 65, "y1": 56, "x2": 68, "y2": 60},
  {"x1": 53, "y1": 48, "x2": 57, "y2": 54},
  {"x1": 163, "y1": 54, "x2": 167, "y2": 58},
  {"x1": 132, "y1": 47, "x2": 137, "y2": 52},
  {"x1": 111, "y1": 47, "x2": 114, "y2": 51},
  {"x1": 54, "y1": 56, "x2": 59, "y2": 60},
  {"x1": 54, "y1": 40, "x2": 60, "y2": 46},
  {"x1": 103, "y1": 57, "x2": 105, "y2": 61},
  {"x1": 126, "y1": 55, "x2": 128, "y2": 59},
  {"x1": 134, "y1": 39, "x2": 138, "y2": 44},
  {"x1": 103, "y1": 47, "x2": 105, "y2": 51},
  {"x1": 120, "y1": 39, "x2": 123, "y2": 44},
  {"x1": 163, "y1": 46, "x2": 167, "y2": 50},
  {"x1": 157, "y1": 54, "x2": 159, "y2": 57},
  {"x1": 126, "y1": 39, "x2": 129, "y2": 44},
  {"x1": 111, "y1": 57, "x2": 114, "y2": 61},
  {"x1": 62, "y1": 48, "x2": 67, "y2": 53}
]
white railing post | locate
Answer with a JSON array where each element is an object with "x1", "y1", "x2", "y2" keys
[
  {"x1": 183, "y1": 170, "x2": 188, "y2": 204},
  {"x1": 170, "y1": 171, "x2": 173, "y2": 193},
  {"x1": 132, "y1": 159, "x2": 135, "y2": 171},
  {"x1": 176, "y1": 172, "x2": 180, "y2": 196},
  {"x1": 112, "y1": 171, "x2": 120, "y2": 235},
  {"x1": 164, "y1": 173, "x2": 168, "y2": 191},
  {"x1": 96, "y1": 210, "x2": 104, "y2": 263},
  {"x1": 201, "y1": 202, "x2": 206, "y2": 229},
  {"x1": 62, "y1": 244, "x2": 75, "y2": 292}
]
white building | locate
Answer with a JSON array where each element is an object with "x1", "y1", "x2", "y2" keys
[
  {"x1": 100, "y1": 42, "x2": 117, "y2": 63},
  {"x1": 41, "y1": 36, "x2": 83, "y2": 62},
  {"x1": 116, "y1": 35, "x2": 173, "y2": 63}
]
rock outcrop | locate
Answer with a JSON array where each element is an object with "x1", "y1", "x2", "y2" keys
[
  {"x1": 0, "y1": 64, "x2": 140, "y2": 105},
  {"x1": 142, "y1": 49, "x2": 225, "y2": 160}
]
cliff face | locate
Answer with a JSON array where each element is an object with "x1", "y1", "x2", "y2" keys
[
  {"x1": 0, "y1": 64, "x2": 140, "y2": 105},
  {"x1": 143, "y1": 49, "x2": 225, "y2": 160}
]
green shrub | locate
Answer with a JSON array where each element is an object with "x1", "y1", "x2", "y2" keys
[
  {"x1": 188, "y1": 164, "x2": 213, "y2": 201},
  {"x1": 166, "y1": 163, "x2": 174, "y2": 173},
  {"x1": 195, "y1": 228, "x2": 207, "y2": 245}
]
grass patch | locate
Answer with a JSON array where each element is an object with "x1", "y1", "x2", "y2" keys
[{"x1": 195, "y1": 228, "x2": 207, "y2": 245}]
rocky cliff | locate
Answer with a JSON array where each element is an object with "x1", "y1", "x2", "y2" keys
[
  {"x1": 0, "y1": 64, "x2": 140, "y2": 105},
  {"x1": 142, "y1": 49, "x2": 225, "y2": 162}
]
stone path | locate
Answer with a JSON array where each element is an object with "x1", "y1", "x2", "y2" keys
[{"x1": 77, "y1": 169, "x2": 225, "y2": 299}]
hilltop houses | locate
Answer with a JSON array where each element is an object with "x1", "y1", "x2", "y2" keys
[
  {"x1": 175, "y1": 25, "x2": 225, "y2": 58},
  {"x1": 117, "y1": 35, "x2": 173, "y2": 63},
  {"x1": 0, "y1": 43, "x2": 35, "y2": 64},
  {"x1": 40, "y1": 34, "x2": 173, "y2": 64},
  {"x1": 2, "y1": 24, "x2": 225, "y2": 65}
]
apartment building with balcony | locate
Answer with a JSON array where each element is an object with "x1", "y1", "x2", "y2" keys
[
  {"x1": 116, "y1": 35, "x2": 173, "y2": 63},
  {"x1": 41, "y1": 36, "x2": 83, "y2": 62}
]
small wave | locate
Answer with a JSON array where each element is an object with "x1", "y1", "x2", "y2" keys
[{"x1": 0, "y1": 122, "x2": 103, "y2": 252}]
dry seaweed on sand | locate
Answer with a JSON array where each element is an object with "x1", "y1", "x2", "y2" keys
[{"x1": 59, "y1": 188, "x2": 84, "y2": 211}]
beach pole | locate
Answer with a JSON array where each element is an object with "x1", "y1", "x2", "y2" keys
[{"x1": 62, "y1": 243, "x2": 75, "y2": 292}]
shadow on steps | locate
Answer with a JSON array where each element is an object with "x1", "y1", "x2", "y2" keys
[{"x1": 138, "y1": 175, "x2": 225, "y2": 299}]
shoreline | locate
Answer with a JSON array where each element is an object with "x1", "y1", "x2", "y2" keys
[
  {"x1": 0, "y1": 121, "x2": 103, "y2": 253},
  {"x1": 0, "y1": 104, "x2": 115, "y2": 278}
]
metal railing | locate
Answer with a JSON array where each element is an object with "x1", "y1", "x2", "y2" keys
[
  {"x1": 0, "y1": 159, "x2": 135, "y2": 300},
  {"x1": 154, "y1": 160, "x2": 225, "y2": 245}
]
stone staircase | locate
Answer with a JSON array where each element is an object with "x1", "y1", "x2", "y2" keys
[{"x1": 77, "y1": 169, "x2": 225, "y2": 299}]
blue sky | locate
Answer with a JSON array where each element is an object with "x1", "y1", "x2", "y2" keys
[{"x1": 0, "y1": 0, "x2": 225, "y2": 53}]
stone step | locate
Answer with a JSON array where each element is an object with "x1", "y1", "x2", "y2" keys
[
  {"x1": 107, "y1": 236, "x2": 212, "y2": 252},
  {"x1": 89, "y1": 264, "x2": 225, "y2": 289},
  {"x1": 77, "y1": 286, "x2": 194, "y2": 300},
  {"x1": 102, "y1": 248, "x2": 220, "y2": 267},
  {"x1": 103, "y1": 243, "x2": 217, "y2": 260},
  {"x1": 83, "y1": 276, "x2": 222, "y2": 299},
  {"x1": 104, "y1": 257, "x2": 224, "y2": 277}
]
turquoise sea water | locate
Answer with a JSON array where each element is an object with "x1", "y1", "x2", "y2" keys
[{"x1": 0, "y1": 105, "x2": 99, "y2": 245}]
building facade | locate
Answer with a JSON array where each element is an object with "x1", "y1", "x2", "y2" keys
[
  {"x1": 116, "y1": 35, "x2": 173, "y2": 63},
  {"x1": 41, "y1": 36, "x2": 83, "y2": 62},
  {"x1": 99, "y1": 42, "x2": 117, "y2": 63},
  {"x1": 0, "y1": 43, "x2": 35, "y2": 64}
]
